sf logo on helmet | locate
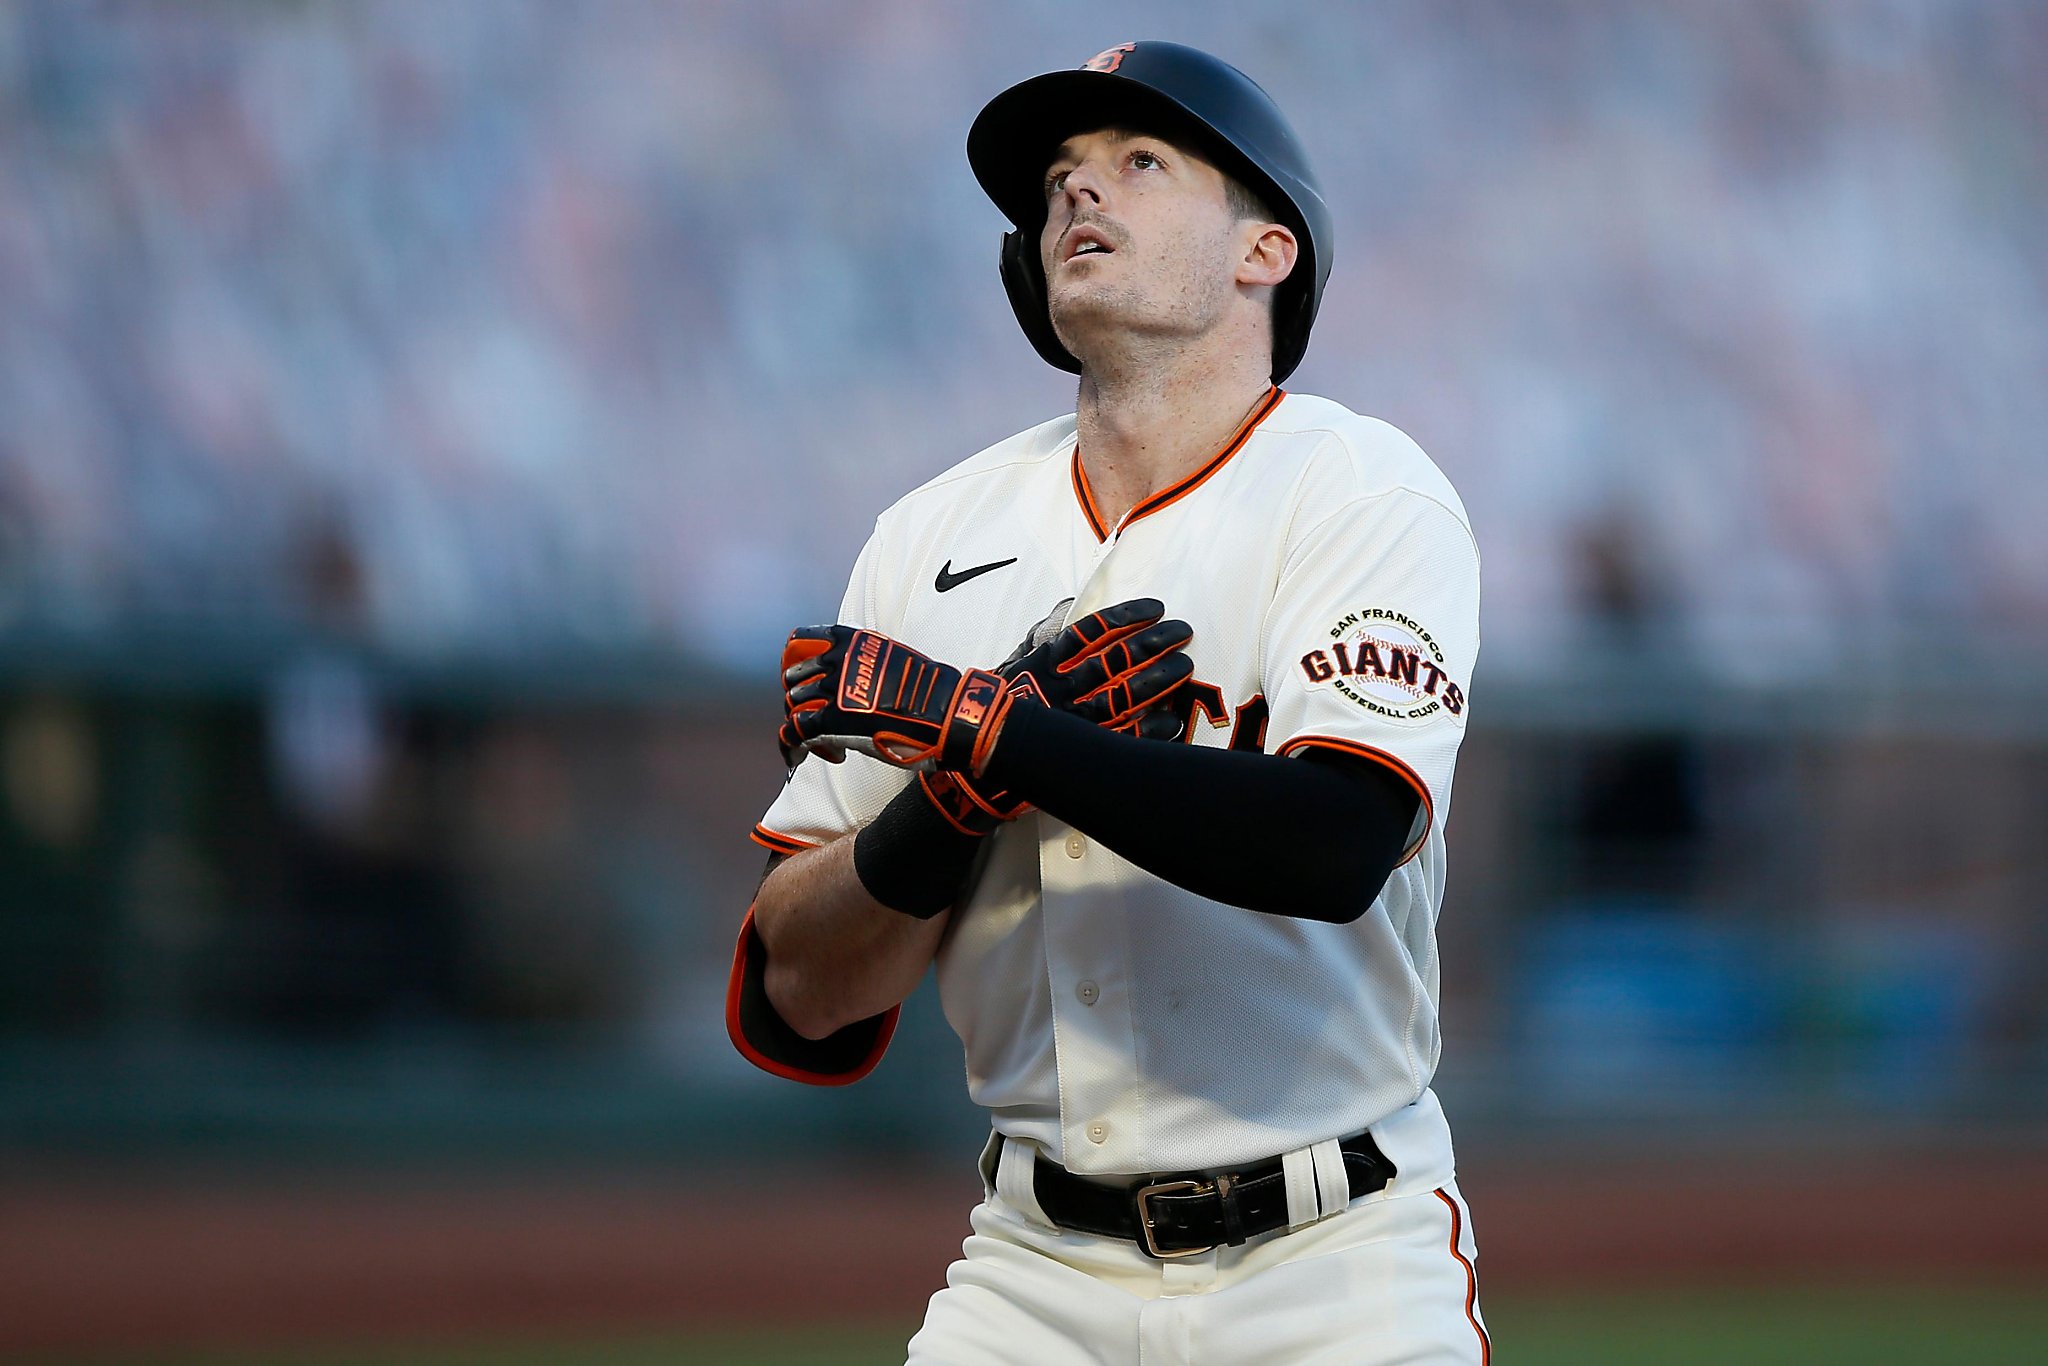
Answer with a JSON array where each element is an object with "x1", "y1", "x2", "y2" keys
[{"x1": 1081, "y1": 43, "x2": 1135, "y2": 73}]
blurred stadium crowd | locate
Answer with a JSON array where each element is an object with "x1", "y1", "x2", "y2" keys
[
  {"x1": 1, "y1": 0, "x2": 2044, "y2": 1161},
  {"x1": 3, "y1": 0, "x2": 2044, "y2": 674}
]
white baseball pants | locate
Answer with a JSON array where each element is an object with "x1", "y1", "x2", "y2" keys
[{"x1": 906, "y1": 1148, "x2": 1489, "y2": 1365}]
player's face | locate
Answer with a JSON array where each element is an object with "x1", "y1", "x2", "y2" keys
[{"x1": 1038, "y1": 128, "x2": 1252, "y2": 356}]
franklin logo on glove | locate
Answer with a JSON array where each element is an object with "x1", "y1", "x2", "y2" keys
[{"x1": 842, "y1": 631, "x2": 886, "y2": 712}]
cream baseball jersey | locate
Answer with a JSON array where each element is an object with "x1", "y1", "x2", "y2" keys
[{"x1": 738, "y1": 389, "x2": 1481, "y2": 1186}]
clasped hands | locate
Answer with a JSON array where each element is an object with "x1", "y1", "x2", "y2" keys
[{"x1": 777, "y1": 599, "x2": 1193, "y2": 830}]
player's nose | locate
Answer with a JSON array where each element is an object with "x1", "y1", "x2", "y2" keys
[{"x1": 1056, "y1": 156, "x2": 1109, "y2": 209}]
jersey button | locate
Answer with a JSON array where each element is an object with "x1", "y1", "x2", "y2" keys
[
  {"x1": 1076, "y1": 980, "x2": 1099, "y2": 1006},
  {"x1": 1086, "y1": 1121, "x2": 1109, "y2": 1144},
  {"x1": 1064, "y1": 833, "x2": 1086, "y2": 860}
]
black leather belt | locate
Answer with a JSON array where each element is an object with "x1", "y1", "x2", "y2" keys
[{"x1": 1029, "y1": 1132, "x2": 1395, "y2": 1259}]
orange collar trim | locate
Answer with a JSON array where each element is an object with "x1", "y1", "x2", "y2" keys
[{"x1": 1070, "y1": 387, "x2": 1285, "y2": 543}]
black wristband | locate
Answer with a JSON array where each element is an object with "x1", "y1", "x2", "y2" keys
[{"x1": 852, "y1": 778, "x2": 990, "y2": 919}]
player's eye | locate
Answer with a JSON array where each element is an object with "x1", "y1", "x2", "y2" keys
[
  {"x1": 1044, "y1": 169, "x2": 1070, "y2": 199},
  {"x1": 1128, "y1": 149, "x2": 1161, "y2": 171}
]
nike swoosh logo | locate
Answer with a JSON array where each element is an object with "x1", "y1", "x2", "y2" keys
[{"x1": 935, "y1": 557, "x2": 1019, "y2": 593}]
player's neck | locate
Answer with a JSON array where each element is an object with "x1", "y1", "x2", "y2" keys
[{"x1": 1073, "y1": 346, "x2": 1275, "y2": 530}]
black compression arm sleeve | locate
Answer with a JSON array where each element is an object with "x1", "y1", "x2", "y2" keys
[{"x1": 981, "y1": 704, "x2": 1420, "y2": 923}]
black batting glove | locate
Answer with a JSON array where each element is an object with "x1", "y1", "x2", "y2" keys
[
  {"x1": 779, "y1": 627, "x2": 1008, "y2": 773},
  {"x1": 919, "y1": 598, "x2": 1194, "y2": 834}
]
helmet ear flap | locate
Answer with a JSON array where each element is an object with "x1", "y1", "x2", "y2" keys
[
  {"x1": 1270, "y1": 270, "x2": 1315, "y2": 384},
  {"x1": 999, "y1": 229, "x2": 1084, "y2": 375}
]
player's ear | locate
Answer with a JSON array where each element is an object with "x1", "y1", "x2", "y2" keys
[{"x1": 1237, "y1": 222, "x2": 1297, "y2": 290}]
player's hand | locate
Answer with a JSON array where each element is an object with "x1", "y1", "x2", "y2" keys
[
  {"x1": 779, "y1": 627, "x2": 1011, "y2": 773},
  {"x1": 919, "y1": 599, "x2": 1194, "y2": 833},
  {"x1": 1005, "y1": 598, "x2": 1195, "y2": 730}
]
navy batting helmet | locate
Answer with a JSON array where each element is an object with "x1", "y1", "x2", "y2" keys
[{"x1": 967, "y1": 41, "x2": 1332, "y2": 384}]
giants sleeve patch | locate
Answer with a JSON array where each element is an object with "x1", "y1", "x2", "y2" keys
[{"x1": 1298, "y1": 608, "x2": 1465, "y2": 724}]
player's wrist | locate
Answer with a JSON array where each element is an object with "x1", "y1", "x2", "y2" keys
[
  {"x1": 853, "y1": 778, "x2": 992, "y2": 918},
  {"x1": 936, "y1": 667, "x2": 1009, "y2": 772},
  {"x1": 917, "y1": 770, "x2": 1029, "y2": 835},
  {"x1": 957, "y1": 678, "x2": 1040, "y2": 779},
  {"x1": 975, "y1": 695, "x2": 1071, "y2": 791}
]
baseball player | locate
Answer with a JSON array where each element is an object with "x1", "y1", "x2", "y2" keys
[{"x1": 728, "y1": 41, "x2": 1488, "y2": 1364}]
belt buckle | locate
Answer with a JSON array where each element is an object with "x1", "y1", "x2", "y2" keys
[{"x1": 1134, "y1": 1178, "x2": 1216, "y2": 1259}]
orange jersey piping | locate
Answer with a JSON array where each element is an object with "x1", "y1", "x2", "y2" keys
[
  {"x1": 750, "y1": 822, "x2": 818, "y2": 857},
  {"x1": 725, "y1": 904, "x2": 897, "y2": 1087},
  {"x1": 1071, "y1": 454, "x2": 1112, "y2": 542},
  {"x1": 1433, "y1": 1188, "x2": 1491, "y2": 1363},
  {"x1": 1069, "y1": 387, "x2": 1285, "y2": 542},
  {"x1": 1275, "y1": 735, "x2": 1433, "y2": 866}
]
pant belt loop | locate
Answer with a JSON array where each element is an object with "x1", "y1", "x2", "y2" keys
[
  {"x1": 995, "y1": 1135, "x2": 1057, "y2": 1230},
  {"x1": 1309, "y1": 1136, "x2": 1351, "y2": 1219},
  {"x1": 1280, "y1": 1145, "x2": 1321, "y2": 1230}
]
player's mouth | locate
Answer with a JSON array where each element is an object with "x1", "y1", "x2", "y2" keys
[{"x1": 1059, "y1": 223, "x2": 1119, "y2": 264}]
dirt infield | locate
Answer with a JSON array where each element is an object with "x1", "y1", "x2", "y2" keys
[{"x1": 4, "y1": 1151, "x2": 2045, "y2": 1357}]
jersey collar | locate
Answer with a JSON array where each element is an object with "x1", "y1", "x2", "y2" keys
[{"x1": 1071, "y1": 387, "x2": 1286, "y2": 543}]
